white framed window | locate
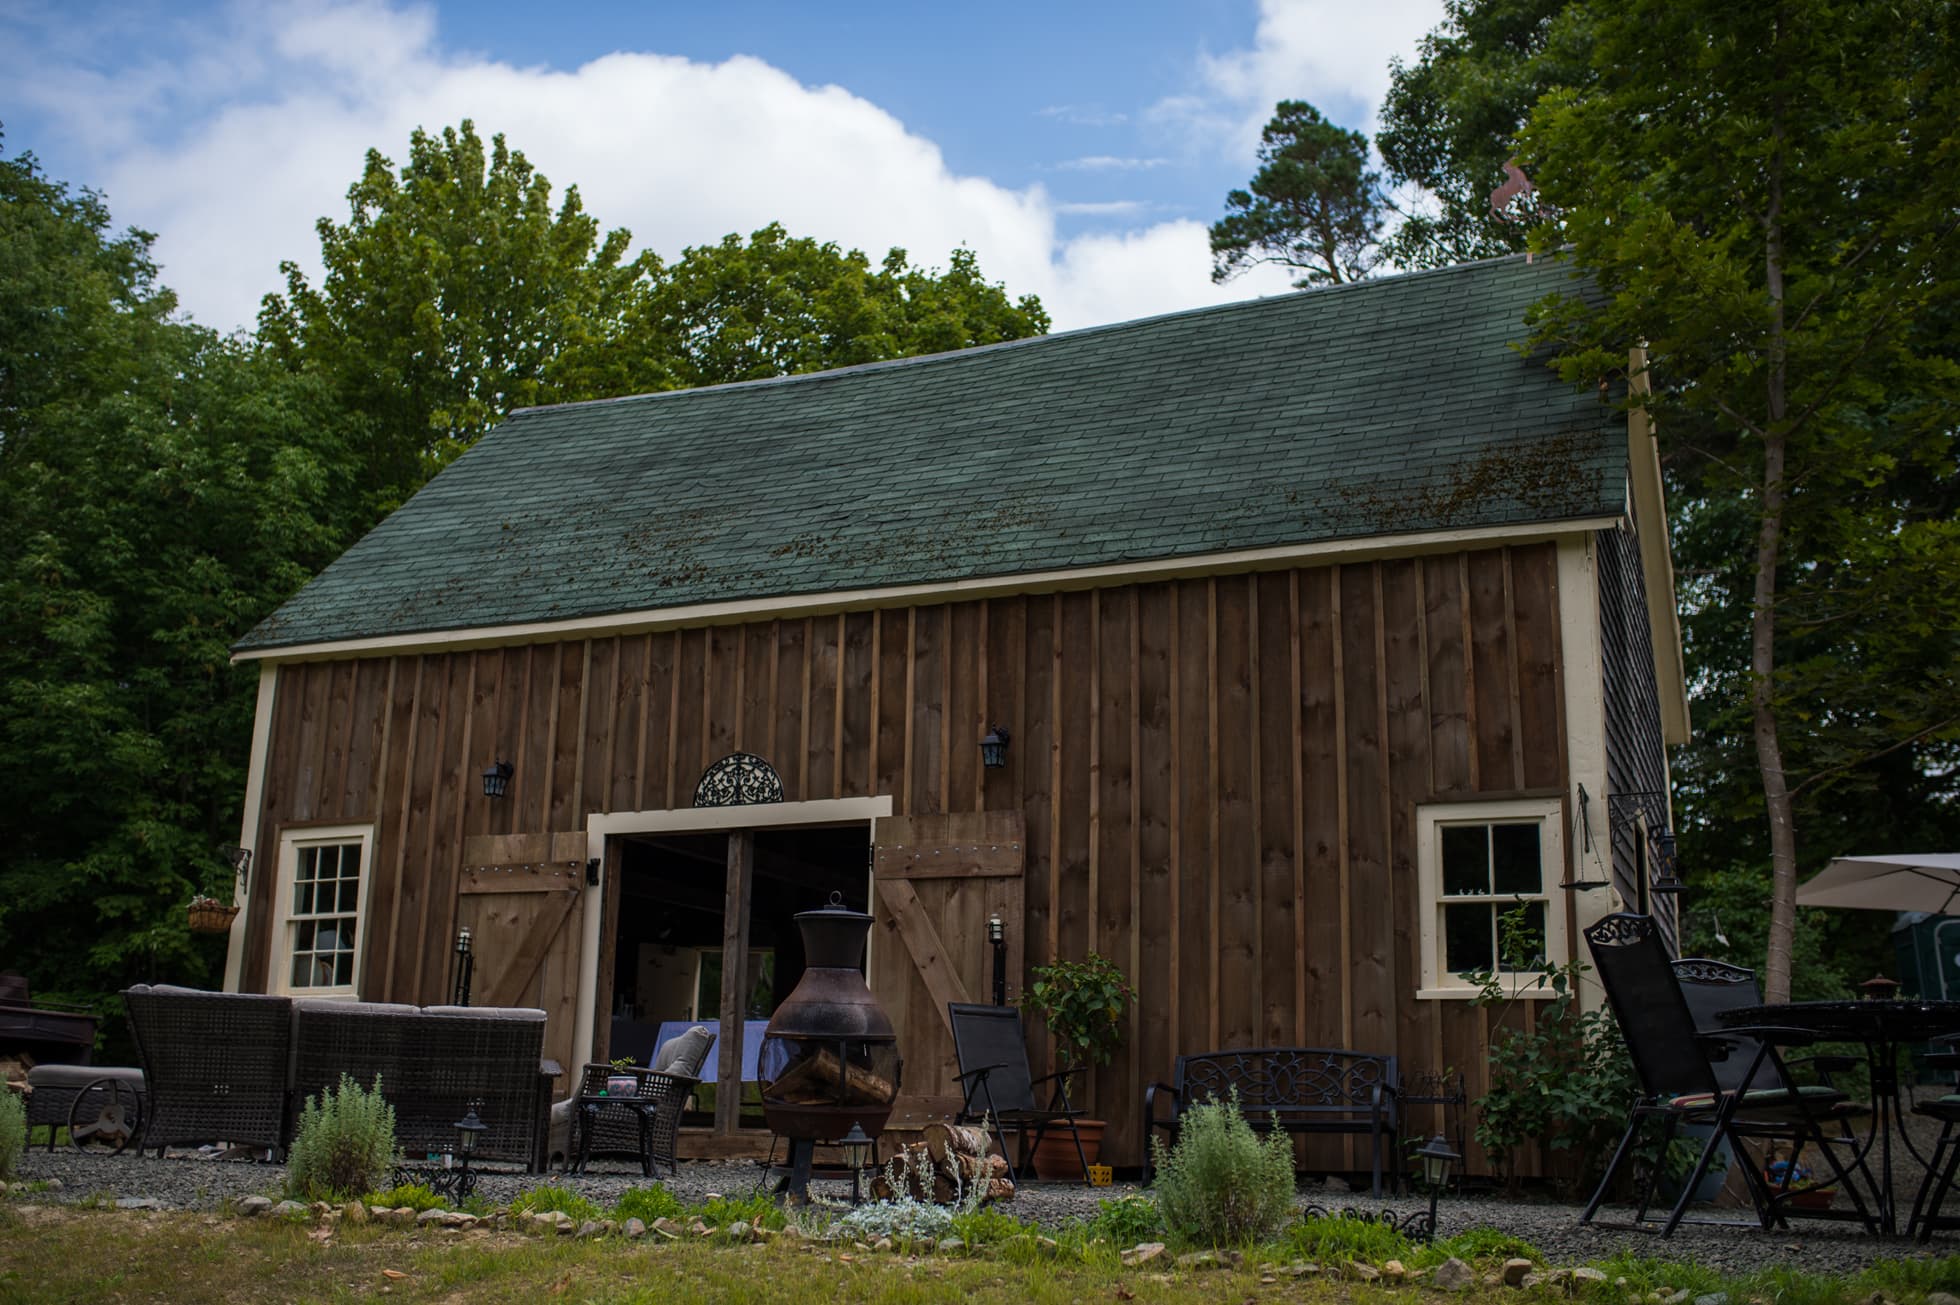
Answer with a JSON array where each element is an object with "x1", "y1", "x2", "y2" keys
[
  {"x1": 270, "y1": 824, "x2": 375, "y2": 998},
  {"x1": 1416, "y1": 798, "x2": 1566, "y2": 999}
]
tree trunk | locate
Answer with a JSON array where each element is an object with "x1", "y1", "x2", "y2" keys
[{"x1": 1757, "y1": 68, "x2": 1799, "y2": 1004}]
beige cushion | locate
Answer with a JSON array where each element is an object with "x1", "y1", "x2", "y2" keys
[{"x1": 654, "y1": 1025, "x2": 714, "y2": 1077}]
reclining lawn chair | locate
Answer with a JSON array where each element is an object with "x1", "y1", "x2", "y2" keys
[
  {"x1": 948, "y1": 1002, "x2": 1088, "y2": 1185},
  {"x1": 1579, "y1": 915, "x2": 1877, "y2": 1237}
]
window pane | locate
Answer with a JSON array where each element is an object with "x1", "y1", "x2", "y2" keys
[
  {"x1": 1444, "y1": 903, "x2": 1494, "y2": 973},
  {"x1": 342, "y1": 843, "x2": 361, "y2": 879},
  {"x1": 1499, "y1": 902, "x2": 1548, "y2": 971},
  {"x1": 1441, "y1": 826, "x2": 1489, "y2": 896},
  {"x1": 338, "y1": 878, "x2": 359, "y2": 912},
  {"x1": 295, "y1": 920, "x2": 315, "y2": 950},
  {"x1": 334, "y1": 953, "x2": 354, "y2": 985},
  {"x1": 296, "y1": 882, "x2": 315, "y2": 915},
  {"x1": 291, "y1": 954, "x2": 310, "y2": 987},
  {"x1": 298, "y1": 846, "x2": 319, "y2": 883},
  {"x1": 315, "y1": 923, "x2": 338, "y2": 953},
  {"x1": 1492, "y1": 823, "x2": 1543, "y2": 895}
]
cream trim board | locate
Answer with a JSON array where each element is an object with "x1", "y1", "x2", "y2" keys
[
  {"x1": 223, "y1": 664, "x2": 279, "y2": 994},
  {"x1": 1416, "y1": 797, "x2": 1568, "y2": 999},
  {"x1": 266, "y1": 823, "x2": 378, "y2": 999},
  {"x1": 573, "y1": 796, "x2": 893, "y2": 1072},
  {"x1": 1627, "y1": 348, "x2": 1691, "y2": 746},
  {"x1": 1556, "y1": 537, "x2": 1615, "y2": 1011},
  {"x1": 235, "y1": 518, "x2": 1620, "y2": 666}
]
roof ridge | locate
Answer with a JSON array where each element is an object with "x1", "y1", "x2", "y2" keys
[{"x1": 506, "y1": 253, "x2": 1553, "y2": 418}]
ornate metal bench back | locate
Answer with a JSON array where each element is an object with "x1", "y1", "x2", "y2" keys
[{"x1": 1180, "y1": 1048, "x2": 1395, "y2": 1117}]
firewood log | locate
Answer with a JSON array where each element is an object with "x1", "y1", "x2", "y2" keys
[
  {"x1": 922, "y1": 1121, "x2": 992, "y2": 1164},
  {"x1": 986, "y1": 1177, "x2": 1016, "y2": 1201}
]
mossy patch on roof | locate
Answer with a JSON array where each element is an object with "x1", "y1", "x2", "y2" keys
[{"x1": 238, "y1": 255, "x2": 1621, "y2": 652}]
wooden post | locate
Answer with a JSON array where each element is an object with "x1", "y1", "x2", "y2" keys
[{"x1": 716, "y1": 830, "x2": 755, "y2": 1136}]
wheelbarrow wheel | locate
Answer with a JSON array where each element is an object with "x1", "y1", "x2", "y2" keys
[{"x1": 67, "y1": 1077, "x2": 142, "y2": 1154}]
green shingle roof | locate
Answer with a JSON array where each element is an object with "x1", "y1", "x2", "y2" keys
[{"x1": 238, "y1": 255, "x2": 1622, "y2": 653}]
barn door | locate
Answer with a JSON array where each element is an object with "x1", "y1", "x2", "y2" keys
[
  {"x1": 456, "y1": 832, "x2": 587, "y2": 1088},
  {"x1": 869, "y1": 812, "x2": 1025, "y2": 1129}
]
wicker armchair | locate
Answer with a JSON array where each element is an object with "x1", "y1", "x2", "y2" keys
[
  {"x1": 568, "y1": 1062, "x2": 697, "y2": 1177},
  {"x1": 123, "y1": 984, "x2": 292, "y2": 1156}
]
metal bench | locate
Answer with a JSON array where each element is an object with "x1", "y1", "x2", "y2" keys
[{"x1": 1144, "y1": 1047, "x2": 1400, "y2": 1194}]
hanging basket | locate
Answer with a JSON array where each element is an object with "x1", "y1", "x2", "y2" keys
[{"x1": 187, "y1": 899, "x2": 240, "y2": 933}]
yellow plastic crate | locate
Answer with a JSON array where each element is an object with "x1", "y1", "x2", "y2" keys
[{"x1": 1087, "y1": 1164, "x2": 1114, "y2": 1187}]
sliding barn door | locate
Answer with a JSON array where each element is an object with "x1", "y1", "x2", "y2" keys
[
  {"x1": 869, "y1": 812, "x2": 1025, "y2": 1129},
  {"x1": 455, "y1": 831, "x2": 587, "y2": 1085}
]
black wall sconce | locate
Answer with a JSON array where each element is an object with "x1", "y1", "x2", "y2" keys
[
  {"x1": 219, "y1": 844, "x2": 253, "y2": 892},
  {"x1": 980, "y1": 726, "x2": 1011, "y2": 770},
  {"x1": 1608, "y1": 788, "x2": 1684, "y2": 896},
  {"x1": 481, "y1": 760, "x2": 514, "y2": 799}
]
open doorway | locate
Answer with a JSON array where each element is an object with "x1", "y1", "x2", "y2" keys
[{"x1": 605, "y1": 824, "x2": 870, "y2": 1129}]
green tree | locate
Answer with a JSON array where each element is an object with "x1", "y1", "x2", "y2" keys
[
  {"x1": 1522, "y1": 0, "x2": 1960, "y2": 999},
  {"x1": 617, "y1": 223, "x2": 1049, "y2": 390},
  {"x1": 1, "y1": 140, "x2": 362, "y2": 1014},
  {"x1": 1377, "y1": 0, "x2": 1592, "y2": 268},
  {"x1": 258, "y1": 120, "x2": 653, "y2": 511},
  {"x1": 1209, "y1": 101, "x2": 1385, "y2": 287}
]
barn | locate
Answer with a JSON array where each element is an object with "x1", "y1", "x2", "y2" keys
[{"x1": 220, "y1": 253, "x2": 1688, "y2": 1174}]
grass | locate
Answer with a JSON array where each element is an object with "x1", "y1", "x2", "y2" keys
[{"x1": 4, "y1": 1204, "x2": 1960, "y2": 1305}]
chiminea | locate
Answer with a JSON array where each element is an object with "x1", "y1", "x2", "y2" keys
[{"x1": 759, "y1": 892, "x2": 901, "y2": 1199}]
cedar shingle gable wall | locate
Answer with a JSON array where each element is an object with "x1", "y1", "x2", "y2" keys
[{"x1": 238, "y1": 255, "x2": 1621, "y2": 653}]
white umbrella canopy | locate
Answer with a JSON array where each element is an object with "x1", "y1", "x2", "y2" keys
[{"x1": 1795, "y1": 853, "x2": 1960, "y2": 913}]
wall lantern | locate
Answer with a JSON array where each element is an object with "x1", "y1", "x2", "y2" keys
[
  {"x1": 481, "y1": 760, "x2": 514, "y2": 799},
  {"x1": 452, "y1": 927, "x2": 475, "y2": 1007},
  {"x1": 1607, "y1": 789, "x2": 1685, "y2": 898},
  {"x1": 1648, "y1": 826, "x2": 1684, "y2": 894},
  {"x1": 980, "y1": 726, "x2": 1011, "y2": 770},
  {"x1": 988, "y1": 914, "x2": 1007, "y2": 1006}
]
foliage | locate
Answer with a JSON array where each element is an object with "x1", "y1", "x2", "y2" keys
[
  {"x1": 1282, "y1": 1211, "x2": 1412, "y2": 1265},
  {"x1": 1210, "y1": 101, "x2": 1386, "y2": 287},
  {"x1": 694, "y1": 1192, "x2": 784, "y2": 1232},
  {"x1": 836, "y1": 1195, "x2": 955, "y2": 1245},
  {"x1": 0, "y1": 140, "x2": 362, "y2": 1026},
  {"x1": 609, "y1": 1184, "x2": 684, "y2": 1224},
  {"x1": 1427, "y1": 1226, "x2": 1546, "y2": 1266},
  {"x1": 361, "y1": 1182, "x2": 446, "y2": 1213},
  {"x1": 616, "y1": 223, "x2": 1049, "y2": 392},
  {"x1": 1377, "y1": 0, "x2": 1593, "y2": 268},
  {"x1": 1148, "y1": 1090, "x2": 1296, "y2": 1246},
  {"x1": 1083, "y1": 1193, "x2": 1162, "y2": 1246},
  {"x1": 1520, "y1": 0, "x2": 1960, "y2": 999},
  {"x1": 0, "y1": 1089, "x2": 23, "y2": 1178},
  {"x1": 947, "y1": 1205, "x2": 1031, "y2": 1249},
  {"x1": 258, "y1": 120, "x2": 651, "y2": 509},
  {"x1": 1469, "y1": 906, "x2": 1634, "y2": 1187},
  {"x1": 509, "y1": 1184, "x2": 602, "y2": 1222},
  {"x1": 1026, "y1": 951, "x2": 1134, "y2": 1081},
  {"x1": 285, "y1": 1075, "x2": 397, "y2": 1201}
]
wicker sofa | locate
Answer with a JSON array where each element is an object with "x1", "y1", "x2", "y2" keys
[{"x1": 123, "y1": 985, "x2": 557, "y2": 1168}]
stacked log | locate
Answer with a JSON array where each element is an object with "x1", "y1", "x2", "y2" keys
[{"x1": 868, "y1": 1122, "x2": 1015, "y2": 1204}]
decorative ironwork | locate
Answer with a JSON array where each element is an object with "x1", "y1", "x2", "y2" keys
[
  {"x1": 1184, "y1": 1048, "x2": 1391, "y2": 1111},
  {"x1": 693, "y1": 752, "x2": 784, "y2": 807},
  {"x1": 1301, "y1": 1202, "x2": 1441, "y2": 1243},
  {"x1": 1672, "y1": 957, "x2": 1752, "y2": 986},
  {"x1": 390, "y1": 1161, "x2": 479, "y2": 1202},
  {"x1": 1584, "y1": 912, "x2": 1652, "y2": 948}
]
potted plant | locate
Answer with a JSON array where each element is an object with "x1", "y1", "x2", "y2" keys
[{"x1": 1025, "y1": 951, "x2": 1133, "y2": 1179}]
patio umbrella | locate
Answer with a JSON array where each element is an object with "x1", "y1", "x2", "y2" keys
[{"x1": 1795, "y1": 853, "x2": 1960, "y2": 913}]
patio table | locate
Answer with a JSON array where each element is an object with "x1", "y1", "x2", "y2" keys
[{"x1": 1718, "y1": 999, "x2": 1960, "y2": 1235}]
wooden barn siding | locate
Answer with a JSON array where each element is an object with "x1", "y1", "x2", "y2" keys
[{"x1": 241, "y1": 542, "x2": 1568, "y2": 1173}]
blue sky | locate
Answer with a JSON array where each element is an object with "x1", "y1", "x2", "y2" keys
[{"x1": 2, "y1": 0, "x2": 1446, "y2": 332}]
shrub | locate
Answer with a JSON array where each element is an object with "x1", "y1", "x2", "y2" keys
[
  {"x1": 612, "y1": 1184, "x2": 685, "y2": 1224},
  {"x1": 0, "y1": 1089, "x2": 24, "y2": 1178},
  {"x1": 511, "y1": 1184, "x2": 602, "y2": 1222},
  {"x1": 1285, "y1": 1212, "x2": 1413, "y2": 1264},
  {"x1": 1149, "y1": 1091, "x2": 1295, "y2": 1246},
  {"x1": 696, "y1": 1192, "x2": 783, "y2": 1231},
  {"x1": 1084, "y1": 1194, "x2": 1161, "y2": 1245},
  {"x1": 948, "y1": 1205, "x2": 1029, "y2": 1248},
  {"x1": 362, "y1": 1182, "x2": 445, "y2": 1213},
  {"x1": 838, "y1": 1196, "x2": 954, "y2": 1245},
  {"x1": 285, "y1": 1075, "x2": 396, "y2": 1201},
  {"x1": 1426, "y1": 1226, "x2": 1545, "y2": 1266}
]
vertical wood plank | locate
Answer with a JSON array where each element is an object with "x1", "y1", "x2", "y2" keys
[
  {"x1": 716, "y1": 831, "x2": 755, "y2": 1135},
  {"x1": 1382, "y1": 560, "x2": 1434, "y2": 1100},
  {"x1": 1468, "y1": 549, "x2": 1517, "y2": 792},
  {"x1": 1215, "y1": 577, "x2": 1257, "y2": 1050},
  {"x1": 1256, "y1": 572, "x2": 1299, "y2": 1048},
  {"x1": 1056, "y1": 592, "x2": 1094, "y2": 974},
  {"x1": 1137, "y1": 584, "x2": 1174, "y2": 1127},
  {"x1": 1343, "y1": 566, "x2": 1392, "y2": 1058},
  {"x1": 1175, "y1": 579, "x2": 1212, "y2": 1059},
  {"x1": 1019, "y1": 594, "x2": 1057, "y2": 1078}
]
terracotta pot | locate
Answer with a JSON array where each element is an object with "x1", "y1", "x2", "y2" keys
[{"x1": 1030, "y1": 1119, "x2": 1106, "y2": 1179}]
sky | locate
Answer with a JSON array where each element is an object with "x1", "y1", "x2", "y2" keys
[{"x1": 1, "y1": 0, "x2": 1449, "y2": 334}]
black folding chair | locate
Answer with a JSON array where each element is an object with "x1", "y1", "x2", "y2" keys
[
  {"x1": 948, "y1": 1002, "x2": 1089, "y2": 1185},
  {"x1": 1908, "y1": 1035, "x2": 1960, "y2": 1240},
  {"x1": 1580, "y1": 915, "x2": 1877, "y2": 1237}
]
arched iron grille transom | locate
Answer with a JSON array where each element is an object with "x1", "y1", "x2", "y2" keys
[{"x1": 693, "y1": 753, "x2": 784, "y2": 807}]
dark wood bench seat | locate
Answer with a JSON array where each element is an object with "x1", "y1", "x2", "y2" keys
[{"x1": 1143, "y1": 1046, "x2": 1400, "y2": 1195}]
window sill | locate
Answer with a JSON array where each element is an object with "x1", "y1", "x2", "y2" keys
[{"x1": 1417, "y1": 978, "x2": 1559, "y2": 1001}]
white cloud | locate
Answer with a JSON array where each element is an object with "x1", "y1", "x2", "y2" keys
[
  {"x1": 3, "y1": 1, "x2": 1299, "y2": 335},
  {"x1": 1055, "y1": 200, "x2": 1154, "y2": 217},
  {"x1": 1055, "y1": 156, "x2": 1170, "y2": 172},
  {"x1": 1158, "y1": 0, "x2": 1445, "y2": 152},
  {"x1": 1036, "y1": 104, "x2": 1130, "y2": 127}
]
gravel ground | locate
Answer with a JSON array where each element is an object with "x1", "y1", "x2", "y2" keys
[{"x1": 12, "y1": 1114, "x2": 1960, "y2": 1279}]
